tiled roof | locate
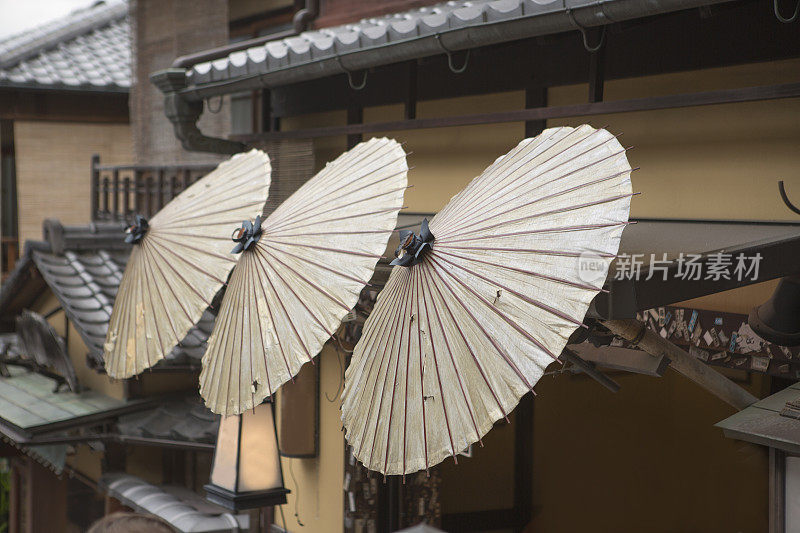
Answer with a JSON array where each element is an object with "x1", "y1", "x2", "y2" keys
[
  {"x1": 116, "y1": 396, "x2": 219, "y2": 445},
  {"x1": 0, "y1": 0, "x2": 130, "y2": 92},
  {"x1": 102, "y1": 473, "x2": 249, "y2": 531},
  {"x1": 0, "y1": 364, "x2": 147, "y2": 442},
  {"x1": 31, "y1": 249, "x2": 214, "y2": 369},
  {"x1": 189, "y1": 0, "x2": 519, "y2": 85},
  {"x1": 184, "y1": 0, "x2": 725, "y2": 92}
]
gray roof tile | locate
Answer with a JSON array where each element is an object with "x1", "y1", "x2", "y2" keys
[
  {"x1": 0, "y1": 0, "x2": 129, "y2": 92},
  {"x1": 32, "y1": 248, "x2": 213, "y2": 370},
  {"x1": 116, "y1": 396, "x2": 218, "y2": 444}
]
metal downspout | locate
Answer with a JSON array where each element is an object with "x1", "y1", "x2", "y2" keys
[{"x1": 154, "y1": 0, "x2": 319, "y2": 154}]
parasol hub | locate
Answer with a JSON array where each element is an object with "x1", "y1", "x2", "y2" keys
[
  {"x1": 124, "y1": 215, "x2": 149, "y2": 244},
  {"x1": 231, "y1": 215, "x2": 263, "y2": 254},
  {"x1": 391, "y1": 218, "x2": 434, "y2": 267}
]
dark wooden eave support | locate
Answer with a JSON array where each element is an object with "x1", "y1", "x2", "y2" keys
[
  {"x1": 602, "y1": 319, "x2": 758, "y2": 411},
  {"x1": 588, "y1": 32, "x2": 605, "y2": 103},
  {"x1": 151, "y1": 68, "x2": 246, "y2": 155}
]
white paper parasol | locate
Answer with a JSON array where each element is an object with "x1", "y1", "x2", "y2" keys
[
  {"x1": 103, "y1": 150, "x2": 271, "y2": 378},
  {"x1": 341, "y1": 125, "x2": 634, "y2": 476},
  {"x1": 200, "y1": 137, "x2": 408, "y2": 416}
]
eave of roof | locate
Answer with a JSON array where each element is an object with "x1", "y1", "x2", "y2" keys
[
  {"x1": 716, "y1": 382, "x2": 800, "y2": 454},
  {"x1": 178, "y1": 0, "x2": 733, "y2": 100},
  {"x1": 0, "y1": 0, "x2": 130, "y2": 93},
  {"x1": 101, "y1": 473, "x2": 250, "y2": 532},
  {"x1": 0, "y1": 221, "x2": 213, "y2": 370},
  {"x1": 0, "y1": 364, "x2": 152, "y2": 444}
]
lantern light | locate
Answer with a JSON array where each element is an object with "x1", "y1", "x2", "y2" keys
[{"x1": 205, "y1": 400, "x2": 290, "y2": 511}]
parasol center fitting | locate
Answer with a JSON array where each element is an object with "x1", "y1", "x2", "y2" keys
[
  {"x1": 391, "y1": 218, "x2": 434, "y2": 267},
  {"x1": 125, "y1": 215, "x2": 149, "y2": 244},
  {"x1": 231, "y1": 215, "x2": 263, "y2": 254}
]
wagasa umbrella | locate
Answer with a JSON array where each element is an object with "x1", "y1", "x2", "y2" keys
[
  {"x1": 341, "y1": 125, "x2": 634, "y2": 476},
  {"x1": 200, "y1": 137, "x2": 408, "y2": 416},
  {"x1": 103, "y1": 150, "x2": 271, "y2": 378}
]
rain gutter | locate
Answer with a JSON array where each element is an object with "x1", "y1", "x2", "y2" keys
[
  {"x1": 152, "y1": 0, "x2": 730, "y2": 154},
  {"x1": 153, "y1": 0, "x2": 319, "y2": 154},
  {"x1": 176, "y1": 0, "x2": 732, "y2": 102},
  {"x1": 170, "y1": 0, "x2": 318, "y2": 68}
]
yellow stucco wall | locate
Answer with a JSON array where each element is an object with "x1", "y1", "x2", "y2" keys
[
  {"x1": 277, "y1": 57, "x2": 799, "y2": 532},
  {"x1": 277, "y1": 344, "x2": 345, "y2": 533},
  {"x1": 14, "y1": 121, "x2": 132, "y2": 246}
]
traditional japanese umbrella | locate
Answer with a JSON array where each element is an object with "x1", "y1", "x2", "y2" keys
[
  {"x1": 200, "y1": 137, "x2": 408, "y2": 416},
  {"x1": 103, "y1": 150, "x2": 271, "y2": 378},
  {"x1": 341, "y1": 125, "x2": 634, "y2": 476}
]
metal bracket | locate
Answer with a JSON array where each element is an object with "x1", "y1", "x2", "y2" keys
[
  {"x1": 564, "y1": 3, "x2": 606, "y2": 53},
  {"x1": 779, "y1": 180, "x2": 800, "y2": 215},
  {"x1": 774, "y1": 0, "x2": 800, "y2": 23},
  {"x1": 434, "y1": 34, "x2": 470, "y2": 74},
  {"x1": 336, "y1": 56, "x2": 368, "y2": 91}
]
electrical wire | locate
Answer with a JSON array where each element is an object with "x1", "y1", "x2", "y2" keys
[
  {"x1": 325, "y1": 339, "x2": 345, "y2": 402},
  {"x1": 287, "y1": 458, "x2": 304, "y2": 527}
]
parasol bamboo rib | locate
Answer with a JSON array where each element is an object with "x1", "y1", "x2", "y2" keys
[
  {"x1": 200, "y1": 137, "x2": 408, "y2": 416},
  {"x1": 103, "y1": 150, "x2": 271, "y2": 378},
  {"x1": 342, "y1": 125, "x2": 633, "y2": 475}
]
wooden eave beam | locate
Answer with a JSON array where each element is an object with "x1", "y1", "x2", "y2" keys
[{"x1": 0, "y1": 88, "x2": 129, "y2": 123}]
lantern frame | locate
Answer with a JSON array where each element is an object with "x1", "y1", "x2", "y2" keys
[{"x1": 204, "y1": 399, "x2": 290, "y2": 511}]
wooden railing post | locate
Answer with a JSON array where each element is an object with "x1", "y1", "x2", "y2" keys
[
  {"x1": 157, "y1": 169, "x2": 166, "y2": 210},
  {"x1": 101, "y1": 176, "x2": 110, "y2": 220},
  {"x1": 144, "y1": 175, "x2": 153, "y2": 217},
  {"x1": 122, "y1": 177, "x2": 131, "y2": 220},
  {"x1": 88, "y1": 160, "x2": 214, "y2": 221},
  {"x1": 90, "y1": 154, "x2": 100, "y2": 221},
  {"x1": 112, "y1": 169, "x2": 120, "y2": 221}
]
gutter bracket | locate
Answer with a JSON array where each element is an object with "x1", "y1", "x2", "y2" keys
[{"x1": 150, "y1": 68, "x2": 246, "y2": 155}]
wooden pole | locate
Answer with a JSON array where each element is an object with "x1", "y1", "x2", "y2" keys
[{"x1": 601, "y1": 319, "x2": 758, "y2": 411}]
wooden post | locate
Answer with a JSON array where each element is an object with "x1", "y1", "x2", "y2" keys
[
  {"x1": 122, "y1": 177, "x2": 131, "y2": 218},
  {"x1": 112, "y1": 169, "x2": 120, "y2": 220},
  {"x1": 601, "y1": 319, "x2": 758, "y2": 410},
  {"x1": 101, "y1": 176, "x2": 110, "y2": 220},
  {"x1": 90, "y1": 154, "x2": 100, "y2": 221},
  {"x1": 588, "y1": 36, "x2": 605, "y2": 103}
]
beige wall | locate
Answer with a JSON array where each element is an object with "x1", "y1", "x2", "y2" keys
[
  {"x1": 14, "y1": 121, "x2": 132, "y2": 246},
  {"x1": 277, "y1": 344, "x2": 345, "y2": 533},
  {"x1": 278, "y1": 57, "x2": 800, "y2": 531}
]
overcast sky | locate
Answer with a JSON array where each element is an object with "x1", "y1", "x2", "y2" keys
[{"x1": 0, "y1": 0, "x2": 97, "y2": 40}]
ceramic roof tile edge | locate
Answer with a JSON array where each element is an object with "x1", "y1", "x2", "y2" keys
[
  {"x1": 0, "y1": 2, "x2": 130, "y2": 93},
  {"x1": 0, "y1": 241, "x2": 51, "y2": 317},
  {"x1": 0, "y1": 220, "x2": 212, "y2": 370},
  {"x1": 177, "y1": 0, "x2": 734, "y2": 99},
  {"x1": 0, "y1": 0, "x2": 128, "y2": 70},
  {"x1": 0, "y1": 434, "x2": 68, "y2": 475},
  {"x1": 100, "y1": 473, "x2": 249, "y2": 533}
]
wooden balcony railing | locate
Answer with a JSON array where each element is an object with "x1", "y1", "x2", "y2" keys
[{"x1": 90, "y1": 155, "x2": 216, "y2": 222}]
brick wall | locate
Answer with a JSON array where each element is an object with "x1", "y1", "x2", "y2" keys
[
  {"x1": 130, "y1": 0, "x2": 231, "y2": 165},
  {"x1": 14, "y1": 121, "x2": 132, "y2": 246}
]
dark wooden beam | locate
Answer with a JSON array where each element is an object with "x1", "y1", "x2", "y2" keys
[
  {"x1": 346, "y1": 105, "x2": 363, "y2": 149},
  {"x1": 513, "y1": 395, "x2": 534, "y2": 533},
  {"x1": 236, "y1": 82, "x2": 800, "y2": 142},
  {"x1": 0, "y1": 89, "x2": 128, "y2": 123},
  {"x1": 588, "y1": 39, "x2": 606, "y2": 103}
]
